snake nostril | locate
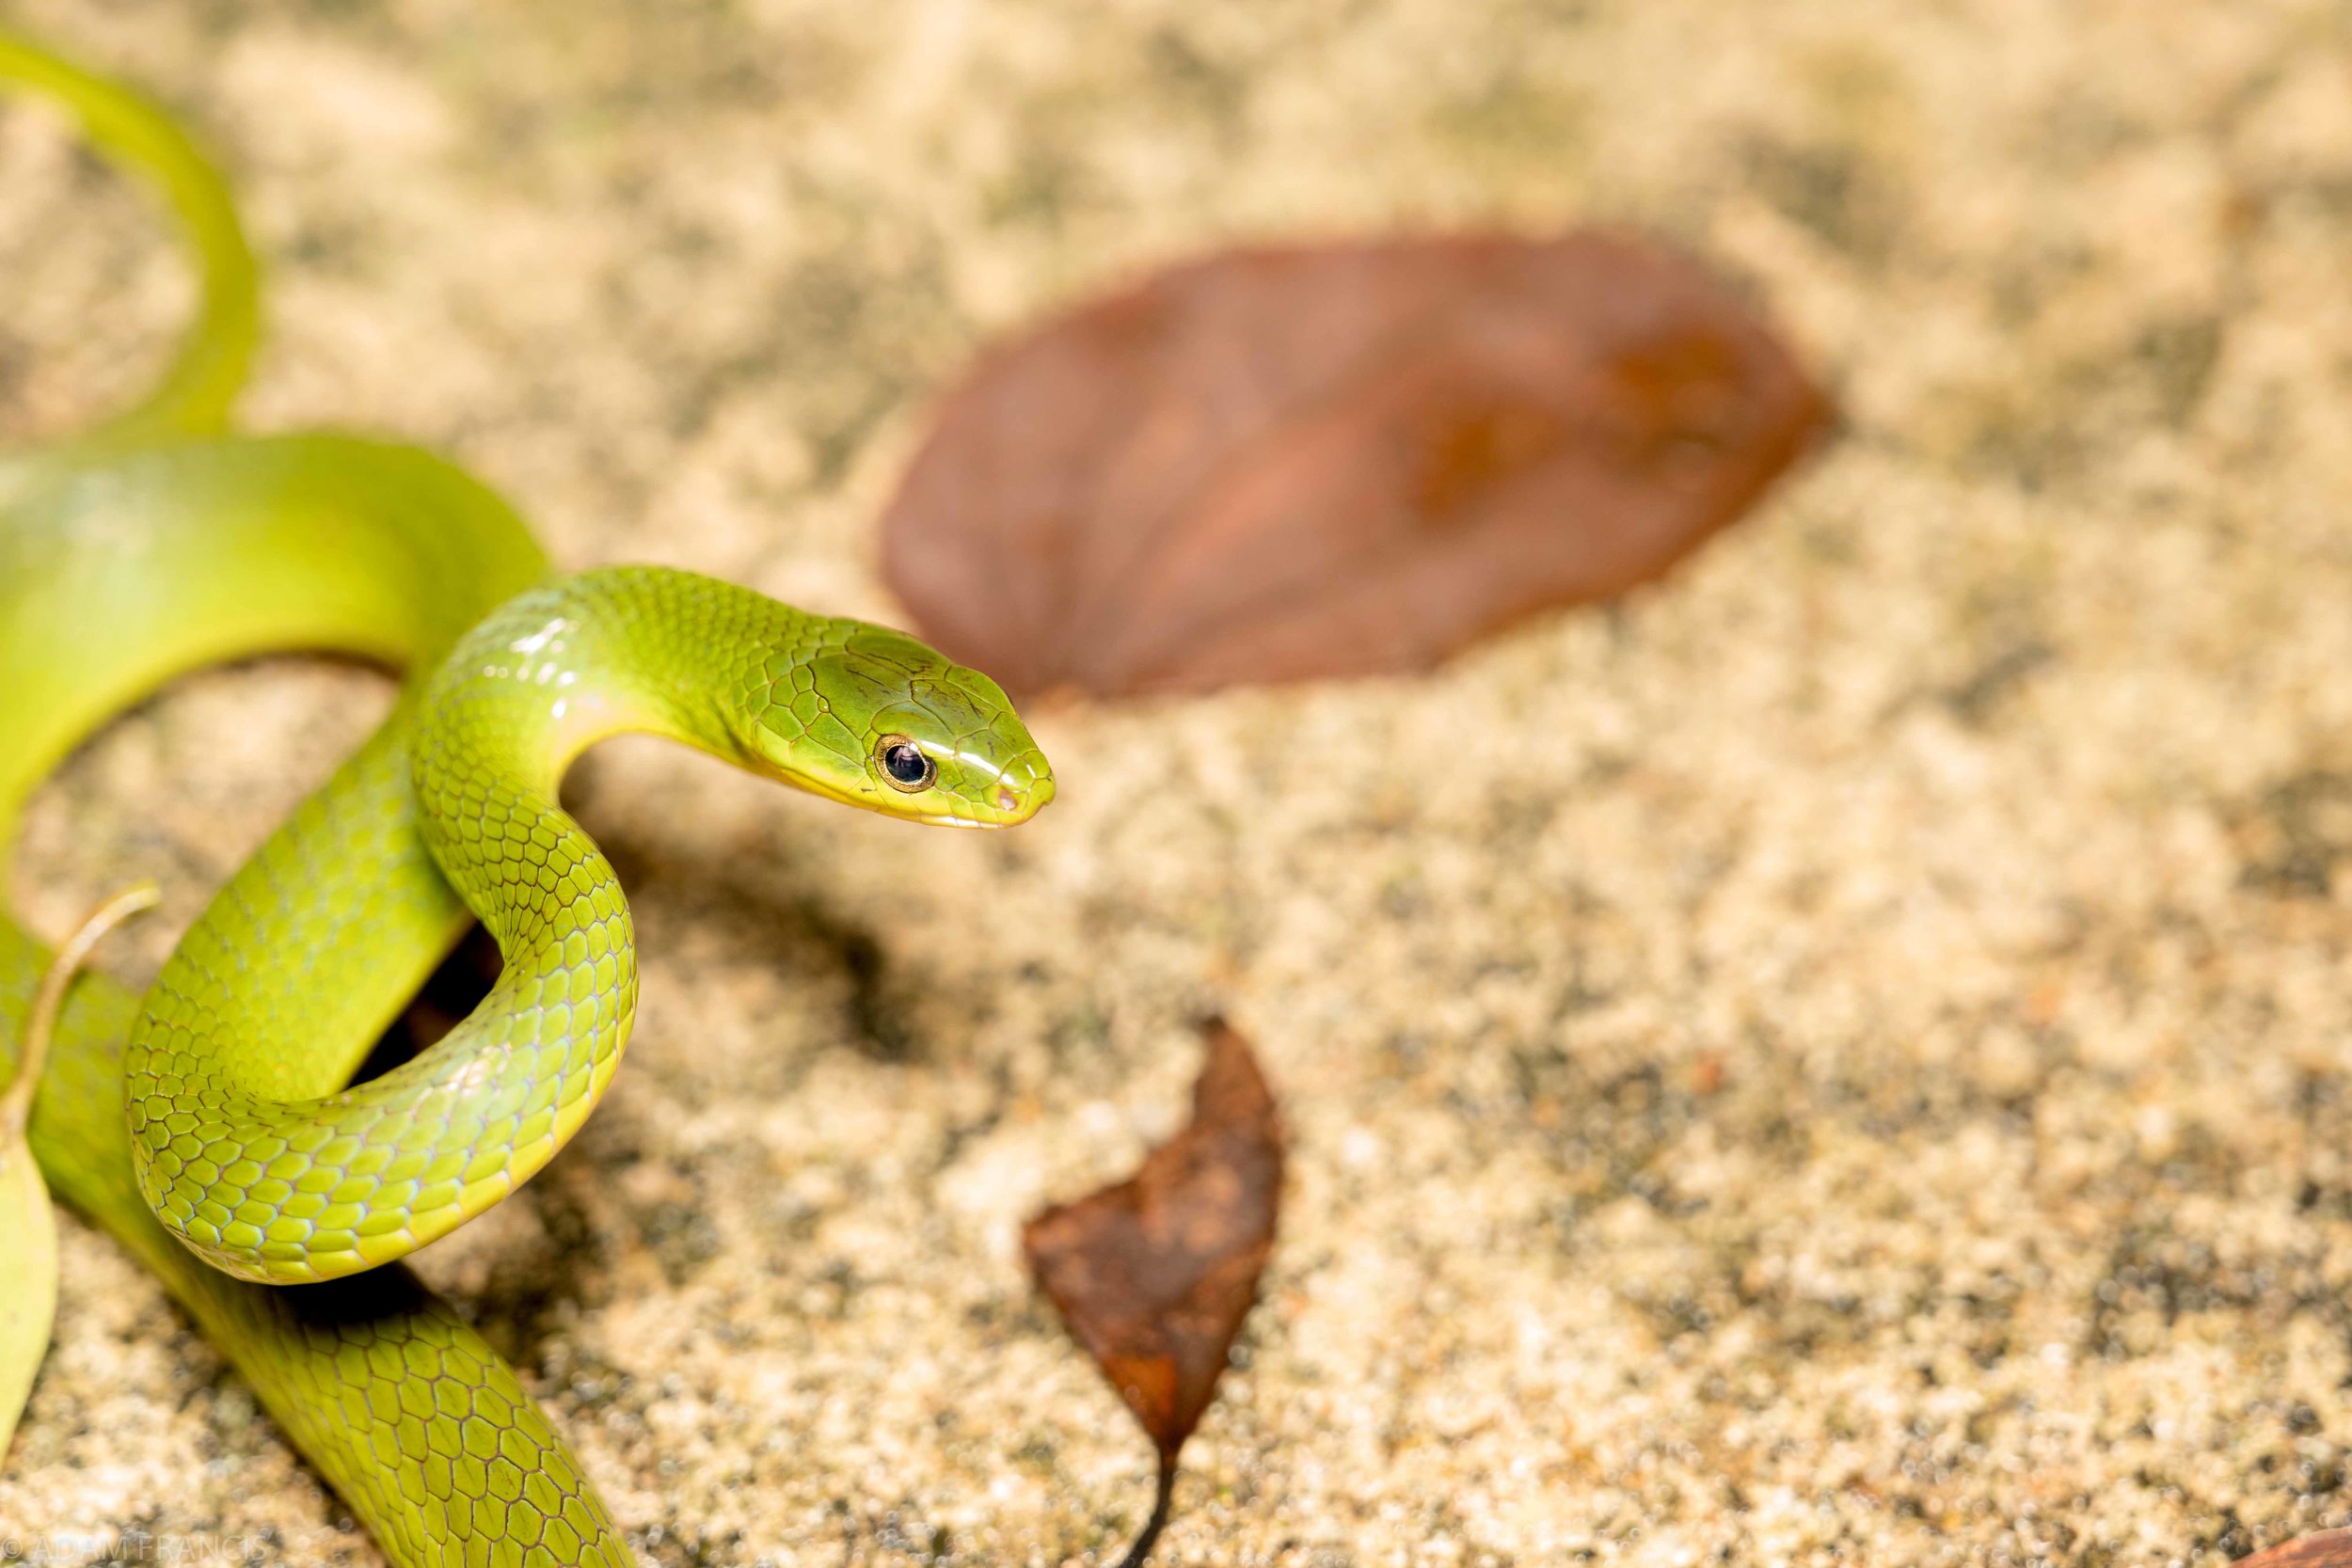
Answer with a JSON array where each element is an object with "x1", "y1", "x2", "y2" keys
[{"x1": 995, "y1": 785, "x2": 1020, "y2": 813}]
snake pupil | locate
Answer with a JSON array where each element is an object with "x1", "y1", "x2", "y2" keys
[{"x1": 880, "y1": 738, "x2": 935, "y2": 790}]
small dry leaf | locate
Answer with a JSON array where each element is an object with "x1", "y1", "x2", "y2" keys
[
  {"x1": 882, "y1": 232, "x2": 1831, "y2": 698},
  {"x1": 0, "y1": 1129, "x2": 57, "y2": 1463},
  {"x1": 2243, "y1": 1533, "x2": 2352, "y2": 1566},
  {"x1": 1024, "y1": 1019, "x2": 1285, "y2": 1565},
  {"x1": 1, "y1": 884, "x2": 156, "y2": 1463}
]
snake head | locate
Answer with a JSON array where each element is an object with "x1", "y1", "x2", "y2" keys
[{"x1": 746, "y1": 622, "x2": 1055, "y2": 827}]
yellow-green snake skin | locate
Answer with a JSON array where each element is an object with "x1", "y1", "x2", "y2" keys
[{"x1": 1, "y1": 35, "x2": 1052, "y2": 1564}]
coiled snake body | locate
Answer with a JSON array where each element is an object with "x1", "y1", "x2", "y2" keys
[{"x1": 1, "y1": 37, "x2": 1050, "y2": 1564}]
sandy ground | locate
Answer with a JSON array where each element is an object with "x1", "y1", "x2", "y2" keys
[{"x1": 6, "y1": 0, "x2": 2352, "y2": 1563}]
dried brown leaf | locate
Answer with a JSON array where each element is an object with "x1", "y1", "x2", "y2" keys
[
  {"x1": 882, "y1": 232, "x2": 1831, "y2": 698},
  {"x1": 1023, "y1": 1019, "x2": 1284, "y2": 1565},
  {"x1": 2243, "y1": 1533, "x2": 2352, "y2": 1566}
]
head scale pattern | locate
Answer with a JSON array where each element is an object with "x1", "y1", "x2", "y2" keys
[{"x1": 745, "y1": 620, "x2": 1053, "y2": 827}]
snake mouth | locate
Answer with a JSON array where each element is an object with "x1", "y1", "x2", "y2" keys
[{"x1": 777, "y1": 755, "x2": 1054, "y2": 827}]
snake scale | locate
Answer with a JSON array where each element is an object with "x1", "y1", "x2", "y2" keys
[{"x1": 1, "y1": 35, "x2": 1051, "y2": 1564}]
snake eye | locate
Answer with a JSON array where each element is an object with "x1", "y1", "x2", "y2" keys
[{"x1": 877, "y1": 736, "x2": 936, "y2": 792}]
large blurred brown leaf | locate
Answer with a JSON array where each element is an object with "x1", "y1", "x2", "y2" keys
[
  {"x1": 1024, "y1": 1019, "x2": 1284, "y2": 1565},
  {"x1": 2244, "y1": 1533, "x2": 2352, "y2": 1566},
  {"x1": 882, "y1": 232, "x2": 1831, "y2": 698}
]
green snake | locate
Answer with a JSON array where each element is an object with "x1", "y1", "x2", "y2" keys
[{"x1": 1, "y1": 35, "x2": 1051, "y2": 1564}]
